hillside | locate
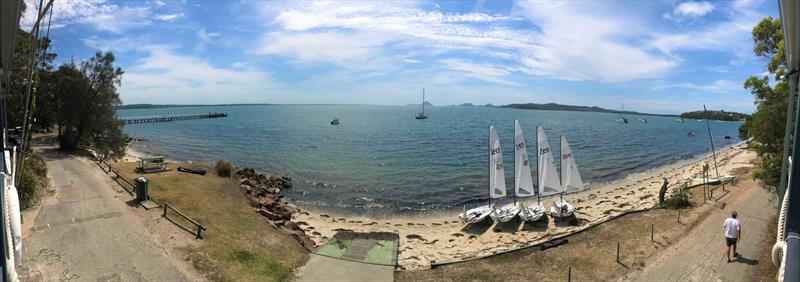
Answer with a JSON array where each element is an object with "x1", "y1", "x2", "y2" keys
[
  {"x1": 501, "y1": 103, "x2": 675, "y2": 117},
  {"x1": 679, "y1": 110, "x2": 749, "y2": 121}
]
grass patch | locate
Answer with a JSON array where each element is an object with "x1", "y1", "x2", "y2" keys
[
  {"x1": 363, "y1": 240, "x2": 395, "y2": 265},
  {"x1": 110, "y1": 161, "x2": 308, "y2": 282},
  {"x1": 315, "y1": 238, "x2": 351, "y2": 258}
]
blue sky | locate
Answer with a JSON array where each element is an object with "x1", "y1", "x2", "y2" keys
[{"x1": 22, "y1": 0, "x2": 778, "y2": 114}]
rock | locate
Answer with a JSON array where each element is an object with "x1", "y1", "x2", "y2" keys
[
  {"x1": 285, "y1": 221, "x2": 300, "y2": 231},
  {"x1": 290, "y1": 230, "x2": 316, "y2": 251},
  {"x1": 272, "y1": 220, "x2": 285, "y2": 227},
  {"x1": 258, "y1": 209, "x2": 283, "y2": 221},
  {"x1": 266, "y1": 187, "x2": 280, "y2": 194}
]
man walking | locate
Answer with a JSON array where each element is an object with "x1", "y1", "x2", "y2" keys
[{"x1": 723, "y1": 211, "x2": 741, "y2": 263}]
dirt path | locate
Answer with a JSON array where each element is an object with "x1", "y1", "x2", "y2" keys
[
  {"x1": 623, "y1": 180, "x2": 775, "y2": 281},
  {"x1": 18, "y1": 148, "x2": 193, "y2": 281}
]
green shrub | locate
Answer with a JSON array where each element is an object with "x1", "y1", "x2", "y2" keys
[
  {"x1": 18, "y1": 151, "x2": 47, "y2": 207},
  {"x1": 664, "y1": 187, "x2": 691, "y2": 209},
  {"x1": 215, "y1": 160, "x2": 232, "y2": 177}
]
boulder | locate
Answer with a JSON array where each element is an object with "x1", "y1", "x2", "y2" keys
[
  {"x1": 285, "y1": 221, "x2": 300, "y2": 231},
  {"x1": 290, "y1": 230, "x2": 316, "y2": 251}
]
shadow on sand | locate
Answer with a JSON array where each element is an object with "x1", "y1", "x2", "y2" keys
[
  {"x1": 521, "y1": 216, "x2": 549, "y2": 232},
  {"x1": 492, "y1": 218, "x2": 522, "y2": 233},
  {"x1": 459, "y1": 218, "x2": 493, "y2": 235}
]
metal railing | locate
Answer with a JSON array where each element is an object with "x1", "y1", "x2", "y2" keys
[{"x1": 162, "y1": 203, "x2": 206, "y2": 240}]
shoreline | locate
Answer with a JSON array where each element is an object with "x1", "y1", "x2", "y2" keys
[
  {"x1": 293, "y1": 142, "x2": 755, "y2": 270},
  {"x1": 121, "y1": 140, "x2": 756, "y2": 270}
]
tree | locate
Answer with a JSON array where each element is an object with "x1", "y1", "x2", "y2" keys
[
  {"x1": 56, "y1": 51, "x2": 127, "y2": 159},
  {"x1": 2, "y1": 29, "x2": 56, "y2": 129},
  {"x1": 740, "y1": 16, "x2": 790, "y2": 193}
]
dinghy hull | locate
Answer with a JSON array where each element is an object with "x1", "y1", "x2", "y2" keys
[
  {"x1": 459, "y1": 205, "x2": 493, "y2": 224},
  {"x1": 519, "y1": 203, "x2": 546, "y2": 222},
  {"x1": 550, "y1": 200, "x2": 574, "y2": 218},
  {"x1": 490, "y1": 203, "x2": 520, "y2": 222}
]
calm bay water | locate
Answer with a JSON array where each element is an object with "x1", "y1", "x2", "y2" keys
[{"x1": 118, "y1": 105, "x2": 742, "y2": 215}]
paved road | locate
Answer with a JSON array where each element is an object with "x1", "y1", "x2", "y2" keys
[
  {"x1": 18, "y1": 150, "x2": 189, "y2": 281},
  {"x1": 295, "y1": 254, "x2": 394, "y2": 282},
  {"x1": 626, "y1": 180, "x2": 774, "y2": 281}
]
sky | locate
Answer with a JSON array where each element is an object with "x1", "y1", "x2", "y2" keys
[{"x1": 20, "y1": 0, "x2": 779, "y2": 114}]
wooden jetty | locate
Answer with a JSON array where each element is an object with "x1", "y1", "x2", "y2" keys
[{"x1": 121, "y1": 112, "x2": 227, "y2": 124}]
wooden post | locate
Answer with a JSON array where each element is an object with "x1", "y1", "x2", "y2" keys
[
  {"x1": 677, "y1": 209, "x2": 681, "y2": 223},
  {"x1": 163, "y1": 203, "x2": 168, "y2": 218},
  {"x1": 568, "y1": 266, "x2": 572, "y2": 282},
  {"x1": 651, "y1": 224, "x2": 654, "y2": 241},
  {"x1": 196, "y1": 225, "x2": 203, "y2": 239},
  {"x1": 616, "y1": 242, "x2": 620, "y2": 263}
]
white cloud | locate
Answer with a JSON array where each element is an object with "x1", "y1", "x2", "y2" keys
[
  {"x1": 121, "y1": 45, "x2": 275, "y2": 104},
  {"x1": 653, "y1": 0, "x2": 759, "y2": 55},
  {"x1": 155, "y1": 13, "x2": 183, "y2": 21},
  {"x1": 253, "y1": 0, "x2": 678, "y2": 84},
  {"x1": 21, "y1": 0, "x2": 152, "y2": 33},
  {"x1": 675, "y1": 2, "x2": 714, "y2": 17},
  {"x1": 656, "y1": 79, "x2": 741, "y2": 94},
  {"x1": 513, "y1": 1, "x2": 677, "y2": 82},
  {"x1": 439, "y1": 58, "x2": 518, "y2": 85}
]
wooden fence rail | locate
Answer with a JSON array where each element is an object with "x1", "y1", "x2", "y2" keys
[{"x1": 163, "y1": 202, "x2": 206, "y2": 239}]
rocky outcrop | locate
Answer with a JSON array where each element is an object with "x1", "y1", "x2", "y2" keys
[{"x1": 235, "y1": 167, "x2": 315, "y2": 250}]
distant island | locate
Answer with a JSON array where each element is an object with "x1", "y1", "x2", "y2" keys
[
  {"x1": 406, "y1": 101, "x2": 434, "y2": 107},
  {"x1": 501, "y1": 103, "x2": 676, "y2": 117},
  {"x1": 116, "y1": 103, "x2": 270, "y2": 110},
  {"x1": 458, "y1": 103, "x2": 474, "y2": 107},
  {"x1": 679, "y1": 110, "x2": 749, "y2": 121}
]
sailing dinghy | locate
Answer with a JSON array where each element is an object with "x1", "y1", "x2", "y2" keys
[
  {"x1": 551, "y1": 135, "x2": 584, "y2": 218},
  {"x1": 514, "y1": 120, "x2": 545, "y2": 222},
  {"x1": 486, "y1": 126, "x2": 519, "y2": 222},
  {"x1": 537, "y1": 127, "x2": 563, "y2": 218},
  {"x1": 460, "y1": 126, "x2": 515, "y2": 223}
]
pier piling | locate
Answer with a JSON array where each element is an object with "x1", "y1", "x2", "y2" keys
[
  {"x1": 616, "y1": 242, "x2": 620, "y2": 263},
  {"x1": 120, "y1": 112, "x2": 227, "y2": 124},
  {"x1": 651, "y1": 224, "x2": 654, "y2": 242},
  {"x1": 568, "y1": 266, "x2": 572, "y2": 282}
]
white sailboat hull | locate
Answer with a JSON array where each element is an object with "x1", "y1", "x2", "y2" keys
[
  {"x1": 490, "y1": 203, "x2": 520, "y2": 222},
  {"x1": 459, "y1": 205, "x2": 493, "y2": 224},
  {"x1": 550, "y1": 200, "x2": 575, "y2": 218},
  {"x1": 518, "y1": 202, "x2": 546, "y2": 222}
]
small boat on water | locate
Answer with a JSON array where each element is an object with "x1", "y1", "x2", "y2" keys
[
  {"x1": 415, "y1": 87, "x2": 428, "y2": 120},
  {"x1": 331, "y1": 117, "x2": 340, "y2": 125},
  {"x1": 514, "y1": 120, "x2": 545, "y2": 222},
  {"x1": 676, "y1": 117, "x2": 684, "y2": 122},
  {"x1": 640, "y1": 118, "x2": 648, "y2": 123},
  {"x1": 616, "y1": 103, "x2": 628, "y2": 123},
  {"x1": 460, "y1": 126, "x2": 516, "y2": 223}
]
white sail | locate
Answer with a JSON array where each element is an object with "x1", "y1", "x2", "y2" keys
[
  {"x1": 560, "y1": 136, "x2": 584, "y2": 193},
  {"x1": 537, "y1": 127, "x2": 562, "y2": 196},
  {"x1": 514, "y1": 120, "x2": 535, "y2": 197},
  {"x1": 489, "y1": 126, "x2": 507, "y2": 199}
]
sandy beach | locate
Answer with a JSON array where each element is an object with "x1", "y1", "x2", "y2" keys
[{"x1": 292, "y1": 142, "x2": 757, "y2": 270}]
